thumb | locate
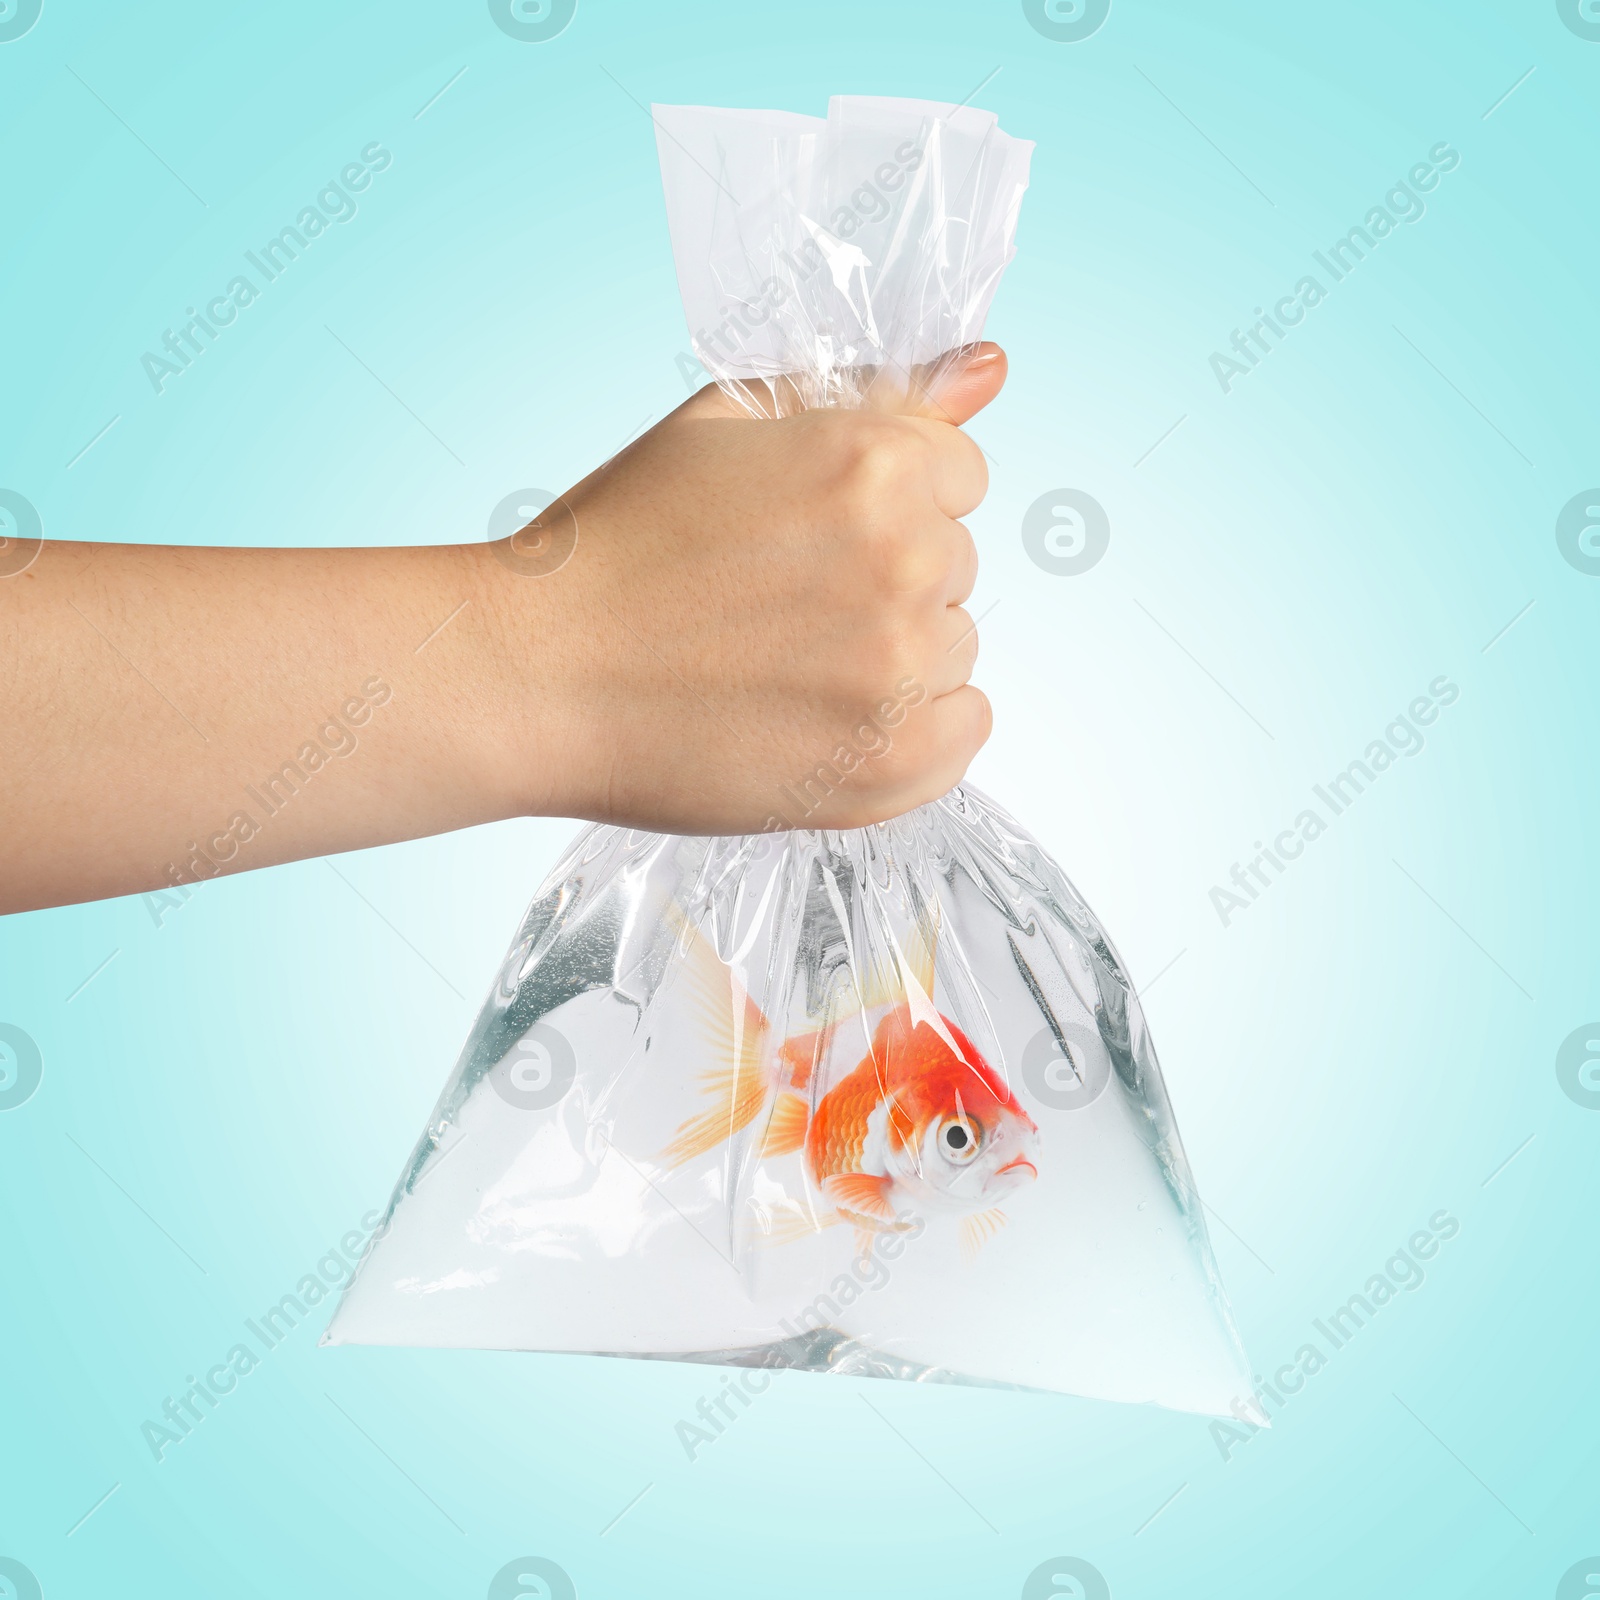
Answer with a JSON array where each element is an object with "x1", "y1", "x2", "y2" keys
[
  {"x1": 676, "y1": 342, "x2": 1009, "y2": 423},
  {"x1": 917, "y1": 342, "x2": 1007, "y2": 425}
]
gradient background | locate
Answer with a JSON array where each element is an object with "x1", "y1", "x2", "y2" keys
[{"x1": 2, "y1": 2, "x2": 1597, "y2": 1596}]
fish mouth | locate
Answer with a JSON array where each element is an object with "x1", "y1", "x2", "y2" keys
[{"x1": 994, "y1": 1156, "x2": 1037, "y2": 1181}]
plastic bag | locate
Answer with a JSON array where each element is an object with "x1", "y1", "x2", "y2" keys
[{"x1": 325, "y1": 97, "x2": 1254, "y2": 1416}]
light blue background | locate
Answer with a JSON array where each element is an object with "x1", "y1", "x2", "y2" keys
[{"x1": 2, "y1": 2, "x2": 1596, "y2": 1596}]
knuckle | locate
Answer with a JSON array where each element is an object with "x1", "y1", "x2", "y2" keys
[
  {"x1": 838, "y1": 796, "x2": 895, "y2": 829},
  {"x1": 874, "y1": 693, "x2": 932, "y2": 756},
  {"x1": 874, "y1": 732, "x2": 936, "y2": 794},
  {"x1": 849, "y1": 623, "x2": 917, "y2": 693},
  {"x1": 963, "y1": 686, "x2": 994, "y2": 749},
  {"x1": 950, "y1": 626, "x2": 979, "y2": 676},
  {"x1": 964, "y1": 441, "x2": 990, "y2": 506},
  {"x1": 956, "y1": 519, "x2": 979, "y2": 572},
  {"x1": 830, "y1": 419, "x2": 926, "y2": 510},
  {"x1": 873, "y1": 530, "x2": 944, "y2": 595}
]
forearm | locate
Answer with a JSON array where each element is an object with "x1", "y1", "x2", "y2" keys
[{"x1": 0, "y1": 539, "x2": 554, "y2": 913}]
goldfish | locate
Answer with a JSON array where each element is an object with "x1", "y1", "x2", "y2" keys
[{"x1": 661, "y1": 911, "x2": 1040, "y2": 1258}]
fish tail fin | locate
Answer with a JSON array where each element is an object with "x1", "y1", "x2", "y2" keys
[
  {"x1": 760, "y1": 1092, "x2": 810, "y2": 1157},
  {"x1": 959, "y1": 1207, "x2": 1008, "y2": 1264},
  {"x1": 660, "y1": 903, "x2": 772, "y2": 1167},
  {"x1": 662, "y1": 1059, "x2": 769, "y2": 1167}
]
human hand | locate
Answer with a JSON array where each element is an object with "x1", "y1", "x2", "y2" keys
[{"x1": 0, "y1": 346, "x2": 1005, "y2": 911}]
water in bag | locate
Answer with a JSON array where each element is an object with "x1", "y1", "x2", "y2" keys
[{"x1": 325, "y1": 97, "x2": 1255, "y2": 1416}]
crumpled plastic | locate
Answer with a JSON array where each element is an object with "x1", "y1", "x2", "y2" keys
[{"x1": 325, "y1": 96, "x2": 1254, "y2": 1416}]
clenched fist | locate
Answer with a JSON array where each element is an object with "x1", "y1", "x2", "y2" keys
[{"x1": 490, "y1": 343, "x2": 1007, "y2": 834}]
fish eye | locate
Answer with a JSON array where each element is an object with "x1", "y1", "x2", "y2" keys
[{"x1": 941, "y1": 1119, "x2": 979, "y2": 1162}]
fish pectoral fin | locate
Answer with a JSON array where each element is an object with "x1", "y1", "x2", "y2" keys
[
  {"x1": 823, "y1": 1172, "x2": 897, "y2": 1222},
  {"x1": 760, "y1": 1092, "x2": 809, "y2": 1157},
  {"x1": 959, "y1": 1207, "x2": 1008, "y2": 1263},
  {"x1": 757, "y1": 1204, "x2": 843, "y2": 1248}
]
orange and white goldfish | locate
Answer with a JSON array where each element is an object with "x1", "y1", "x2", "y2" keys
[{"x1": 662, "y1": 913, "x2": 1040, "y2": 1257}]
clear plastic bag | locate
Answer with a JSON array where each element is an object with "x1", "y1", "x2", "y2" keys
[{"x1": 325, "y1": 97, "x2": 1254, "y2": 1415}]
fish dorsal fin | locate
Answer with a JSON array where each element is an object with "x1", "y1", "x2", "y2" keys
[
  {"x1": 666, "y1": 903, "x2": 770, "y2": 1078},
  {"x1": 660, "y1": 907, "x2": 772, "y2": 1167},
  {"x1": 906, "y1": 904, "x2": 939, "y2": 1003},
  {"x1": 959, "y1": 1207, "x2": 1008, "y2": 1263},
  {"x1": 776, "y1": 1026, "x2": 829, "y2": 1095},
  {"x1": 854, "y1": 905, "x2": 941, "y2": 1015}
]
